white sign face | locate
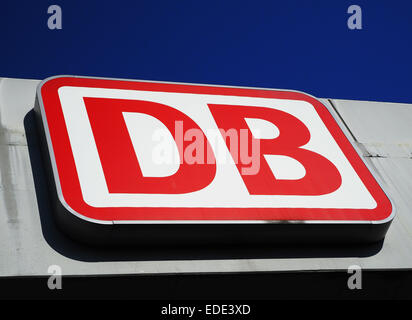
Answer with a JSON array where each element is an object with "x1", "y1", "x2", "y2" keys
[
  {"x1": 57, "y1": 86, "x2": 375, "y2": 211},
  {"x1": 36, "y1": 76, "x2": 394, "y2": 244}
]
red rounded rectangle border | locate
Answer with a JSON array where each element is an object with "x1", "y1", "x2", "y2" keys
[{"x1": 37, "y1": 76, "x2": 394, "y2": 224}]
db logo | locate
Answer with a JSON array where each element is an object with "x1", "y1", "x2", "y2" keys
[{"x1": 35, "y1": 76, "x2": 394, "y2": 244}]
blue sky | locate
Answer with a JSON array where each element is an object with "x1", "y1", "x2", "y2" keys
[{"x1": 1, "y1": 0, "x2": 411, "y2": 103}]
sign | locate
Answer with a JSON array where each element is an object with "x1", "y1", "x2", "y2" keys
[{"x1": 35, "y1": 76, "x2": 394, "y2": 244}]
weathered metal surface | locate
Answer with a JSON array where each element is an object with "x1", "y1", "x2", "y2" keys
[{"x1": 0, "y1": 78, "x2": 411, "y2": 277}]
